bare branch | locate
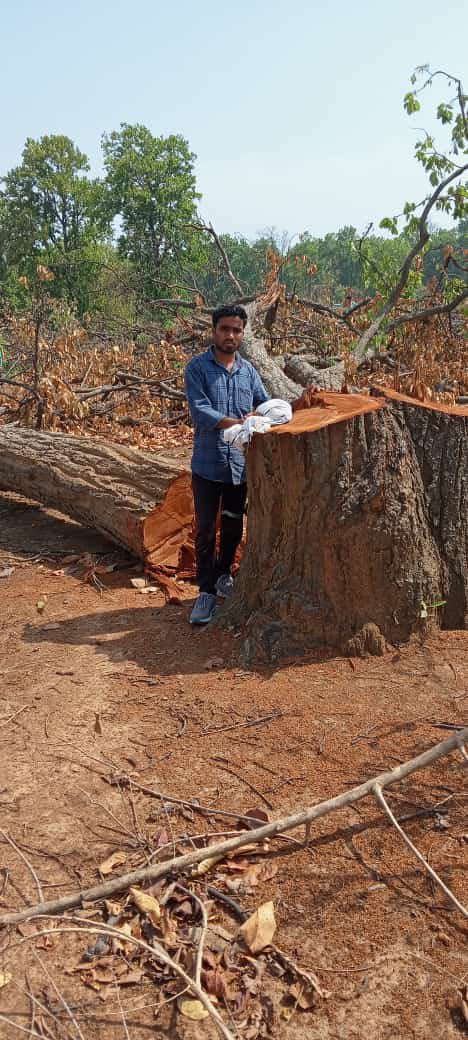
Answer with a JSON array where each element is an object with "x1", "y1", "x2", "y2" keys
[
  {"x1": 1, "y1": 726, "x2": 466, "y2": 927},
  {"x1": 387, "y1": 286, "x2": 468, "y2": 331},
  {"x1": 373, "y1": 784, "x2": 467, "y2": 919},
  {"x1": 190, "y1": 221, "x2": 244, "y2": 295},
  {"x1": 353, "y1": 160, "x2": 468, "y2": 360},
  {"x1": 293, "y1": 296, "x2": 360, "y2": 334}
]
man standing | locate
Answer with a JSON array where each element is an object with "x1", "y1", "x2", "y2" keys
[{"x1": 185, "y1": 305, "x2": 268, "y2": 624}]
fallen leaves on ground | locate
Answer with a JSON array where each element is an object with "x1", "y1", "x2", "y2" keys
[
  {"x1": 178, "y1": 997, "x2": 209, "y2": 1020},
  {"x1": 239, "y1": 901, "x2": 277, "y2": 953},
  {"x1": 98, "y1": 850, "x2": 127, "y2": 875},
  {"x1": 129, "y1": 887, "x2": 161, "y2": 920}
]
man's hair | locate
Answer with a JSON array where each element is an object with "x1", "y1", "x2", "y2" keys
[{"x1": 212, "y1": 305, "x2": 248, "y2": 328}]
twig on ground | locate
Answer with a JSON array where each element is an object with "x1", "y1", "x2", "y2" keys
[
  {"x1": 207, "y1": 885, "x2": 326, "y2": 997},
  {"x1": 113, "y1": 972, "x2": 131, "y2": 1040},
  {"x1": 211, "y1": 759, "x2": 274, "y2": 810},
  {"x1": 0, "y1": 1015, "x2": 47, "y2": 1039},
  {"x1": 21, "y1": 975, "x2": 76, "y2": 1040},
  {"x1": 0, "y1": 704, "x2": 31, "y2": 729},
  {"x1": 115, "y1": 774, "x2": 295, "y2": 830},
  {"x1": 32, "y1": 947, "x2": 86, "y2": 1040},
  {"x1": 0, "y1": 829, "x2": 44, "y2": 903},
  {"x1": 351, "y1": 724, "x2": 380, "y2": 746},
  {"x1": 373, "y1": 784, "x2": 467, "y2": 919},
  {"x1": 1, "y1": 727, "x2": 466, "y2": 926},
  {"x1": 77, "y1": 788, "x2": 143, "y2": 848},
  {"x1": 201, "y1": 711, "x2": 288, "y2": 735},
  {"x1": 15, "y1": 916, "x2": 236, "y2": 1040},
  {"x1": 176, "y1": 883, "x2": 208, "y2": 988}
]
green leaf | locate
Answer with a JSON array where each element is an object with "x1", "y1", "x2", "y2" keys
[{"x1": 404, "y1": 92, "x2": 421, "y2": 115}]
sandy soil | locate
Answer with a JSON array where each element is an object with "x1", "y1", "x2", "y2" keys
[{"x1": 0, "y1": 490, "x2": 467, "y2": 1040}]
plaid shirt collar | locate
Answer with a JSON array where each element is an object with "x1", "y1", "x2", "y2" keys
[{"x1": 206, "y1": 345, "x2": 245, "y2": 373}]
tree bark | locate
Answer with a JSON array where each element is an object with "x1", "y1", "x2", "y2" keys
[
  {"x1": 240, "y1": 303, "x2": 302, "y2": 400},
  {"x1": 218, "y1": 390, "x2": 468, "y2": 662},
  {"x1": 0, "y1": 426, "x2": 192, "y2": 569},
  {"x1": 284, "y1": 353, "x2": 345, "y2": 390}
]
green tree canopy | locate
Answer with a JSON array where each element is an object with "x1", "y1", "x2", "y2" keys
[
  {"x1": 0, "y1": 134, "x2": 108, "y2": 309},
  {"x1": 102, "y1": 124, "x2": 201, "y2": 297}
]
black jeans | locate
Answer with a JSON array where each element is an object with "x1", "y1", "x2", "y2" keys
[{"x1": 192, "y1": 474, "x2": 247, "y2": 595}]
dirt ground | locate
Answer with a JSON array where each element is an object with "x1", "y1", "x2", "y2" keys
[{"x1": 0, "y1": 490, "x2": 467, "y2": 1040}]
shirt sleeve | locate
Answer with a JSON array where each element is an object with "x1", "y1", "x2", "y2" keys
[
  {"x1": 185, "y1": 362, "x2": 225, "y2": 429},
  {"x1": 251, "y1": 368, "x2": 269, "y2": 408}
]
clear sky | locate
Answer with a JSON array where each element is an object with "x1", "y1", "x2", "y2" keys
[{"x1": 1, "y1": 0, "x2": 466, "y2": 240}]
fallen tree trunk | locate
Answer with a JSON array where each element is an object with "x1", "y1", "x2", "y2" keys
[
  {"x1": 219, "y1": 389, "x2": 468, "y2": 661},
  {"x1": 0, "y1": 426, "x2": 192, "y2": 571}
]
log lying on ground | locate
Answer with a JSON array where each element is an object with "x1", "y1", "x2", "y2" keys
[
  {"x1": 219, "y1": 389, "x2": 468, "y2": 661},
  {"x1": 0, "y1": 426, "x2": 192, "y2": 572}
]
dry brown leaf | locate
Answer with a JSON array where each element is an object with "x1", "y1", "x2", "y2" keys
[
  {"x1": 244, "y1": 861, "x2": 278, "y2": 887},
  {"x1": 243, "y1": 807, "x2": 270, "y2": 829},
  {"x1": 289, "y1": 981, "x2": 316, "y2": 1009},
  {"x1": 0, "y1": 971, "x2": 12, "y2": 988},
  {"x1": 196, "y1": 854, "x2": 224, "y2": 875},
  {"x1": 98, "y1": 851, "x2": 127, "y2": 876},
  {"x1": 36, "y1": 597, "x2": 47, "y2": 613},
  {"x1": 178, "y1": 997, "x2": 209, "y2": 1020},
  {"x1": 129, "y1": 887, "x2": 161, "y2": 919},
  {"x1": 104, "y1": 899, "x2": 123, "y2": 916},
  {"x1": 239, "y1": 901, "x2": 276, "y2": 953},
  {"x1": 92, "y1": 967, "x2": 115, "y2": 985},
  {"x1": 202, "y1": 967, "x2": 236, "y2": 1001},
  {"x1": 454, "y1": 988, "x2": 468, "y2": 1024},
  {"x1": 119, "y1": 969, "x2": 145, "y2": 986}
]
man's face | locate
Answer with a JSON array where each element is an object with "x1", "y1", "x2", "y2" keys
[{"x1": 213, "y1": 317, "x2": 245, "y2": 355}]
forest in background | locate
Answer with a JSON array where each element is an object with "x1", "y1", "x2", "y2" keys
[
  {"x1": 0, "y1": 66, "x2": 466, "y2": 436},
  {"x1": 0, "y1": 119, "x2": 466, "y2": 333}
]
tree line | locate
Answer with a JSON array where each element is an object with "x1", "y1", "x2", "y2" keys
[{"x1": 0, "y1": 120, "x2": 466, "y2": 335}]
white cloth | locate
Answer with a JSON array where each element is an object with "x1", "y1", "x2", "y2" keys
[
  {"x1": 222, "y1": 398, "x2": 292, "y2": 455},
  {"x1": 223, "y1": 416, "x2": 272, "y2": 454},
  {"x1": 255, "y1": 398, "x2": 293, "y2": 424}
]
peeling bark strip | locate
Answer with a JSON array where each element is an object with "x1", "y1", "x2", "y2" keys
[
  {"x1": 0, "y1": 726, "x2": 466, "y2": 926},
  {"x1": 0, "y1": 427, "x2": 192, "y2": 569},
  {"x1": 220, "y1": 390, "x2": 468, "y2": 661}
]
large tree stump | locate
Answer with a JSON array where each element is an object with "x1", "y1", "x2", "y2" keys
[
  {"x1": 0, "y1": 427, "x2": 192, "y2": 570},
  {"x1": 219, "y1": 390, "x2": 468, "y2": 661}
]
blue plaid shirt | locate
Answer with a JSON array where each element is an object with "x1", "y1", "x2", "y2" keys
[{"x1": 185, "y1": 347, "x2": 268, "y2": 484}]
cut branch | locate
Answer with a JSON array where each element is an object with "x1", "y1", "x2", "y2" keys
[{"x1": 1, "y1": 726, "x2": 466, "y2": 926}]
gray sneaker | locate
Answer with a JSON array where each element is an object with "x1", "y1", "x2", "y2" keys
[
  {"x1": 216, "y1": 573, "x2": 234, "y2": 599},
  {"x1": 189, "y1": 592, "x2": 217, "y2": 624}
]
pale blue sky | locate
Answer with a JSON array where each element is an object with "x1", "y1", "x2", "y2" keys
[{"x1": 2, "y1": 0, "x2": 466, "y2": 238}]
